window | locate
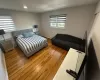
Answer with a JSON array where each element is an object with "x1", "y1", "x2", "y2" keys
[
  {"x1": 50, "y1": 14, "x2": 66, "y2": 29},
  {"x1": 0, "y1": 16, "x2": 16, "y2": 32}
]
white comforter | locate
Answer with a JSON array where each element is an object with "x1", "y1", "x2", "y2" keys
[{"x1": 16, "y1": 35, "x2": 47, "y2": 57}]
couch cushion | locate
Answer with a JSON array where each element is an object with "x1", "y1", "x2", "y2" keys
[
  {"x1": 52, "y1": 34, "x2": 84, "y2": 51},
  {"x1": 52, "y1": 38, "x2": 81, "y2": 51},
  {"x1": 55, "y1": 34, "x2": 83, "y2": 44},
  {"x1": 52, "y1": 38, "x2": 70, "y2": 50}
]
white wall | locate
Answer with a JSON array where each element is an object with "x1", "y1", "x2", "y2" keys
[
  {"x1": 0, "y1": 9, "x2": 40, "y2": 40},
  {"x1": 88, "y1": 1, "x2": 100, "y2": 67},
  {"x1": 95, "y1": 1, "x2": 100, "y2": 14},
  {"x1": 86, "y1": 2, "x2": 100, "y2": 80},
  {"x1": 88, "y1": 13, "x2": 100, "y2": 68},
  {"x1": 40, "y1": 4, "x2": 96, "y2": 39}
]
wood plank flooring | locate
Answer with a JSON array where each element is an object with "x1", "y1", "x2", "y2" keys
[{"x1": 5, "y1": 40, "x2": 67, "y2": 80}]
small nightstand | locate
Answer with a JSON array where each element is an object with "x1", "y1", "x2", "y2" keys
[{"x1": 0, "y1": 38, "x2": 14, "y2": 53}]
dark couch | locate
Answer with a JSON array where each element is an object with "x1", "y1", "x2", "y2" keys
[{"x1": 51, "y1": 34, "x2": 85, "y2": 52}]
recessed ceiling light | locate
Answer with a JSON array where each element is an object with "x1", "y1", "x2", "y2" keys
[{"x1": 23, "y1": 5, "x2": 28, "y2": 9}]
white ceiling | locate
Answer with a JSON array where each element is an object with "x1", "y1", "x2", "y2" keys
[{"x1": 0, "y1": 0, "x2": 99, "y2": 13}]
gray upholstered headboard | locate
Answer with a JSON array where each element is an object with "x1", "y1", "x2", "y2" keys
[
  {"x1": 12, "y1": 28, "x2": 33, "y2": 46},
  {"x1": 12, "y1": 28, "x2": 33, "y2": 39}
]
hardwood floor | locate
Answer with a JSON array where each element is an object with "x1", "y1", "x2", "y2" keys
[{"x1": 5, "y1": 40, "x2": 67, "y2": 80}]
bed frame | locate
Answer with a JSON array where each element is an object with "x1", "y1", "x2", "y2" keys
[
  {"x1": 12, "y1": 28, "x2": 33, "y2": 46},
  {"x1": 12, "y1": 29, "x2": 33, "y2": 40},
  {"x1": 11, "y1": 28, "x2": 47, "y2": 57}
]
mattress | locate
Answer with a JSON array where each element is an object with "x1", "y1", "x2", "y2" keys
[{"x1": 16, "y1": 35, "x2": 47, "y2": 57}]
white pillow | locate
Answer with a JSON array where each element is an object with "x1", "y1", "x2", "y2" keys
[{"x1": 17, "y1": 35, "x2": 24, "y2": 38}]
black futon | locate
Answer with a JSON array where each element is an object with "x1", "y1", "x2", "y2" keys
[{"x1": 51, "y1": 34, "x2": 85, "y2": 51}]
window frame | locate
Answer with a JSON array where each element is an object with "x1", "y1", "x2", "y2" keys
[
  {"x1": 0, "y1": 15, "x2": 16, "y2": 32},
  {"x1": 50, "y1": 14, "x2": 66, "y2": 29}
]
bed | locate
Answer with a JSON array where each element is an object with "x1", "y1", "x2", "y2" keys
[{"x1": 12, "y1": 29, "x2": 47, "y2": 57}]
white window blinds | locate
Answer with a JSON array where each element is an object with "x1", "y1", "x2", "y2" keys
[
  {"x1": 50, "y1": 14, "x2": 66, "y2": 28},
  {"x1": 0, "y1": 16, "x2": 16, "y2": 32}
]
